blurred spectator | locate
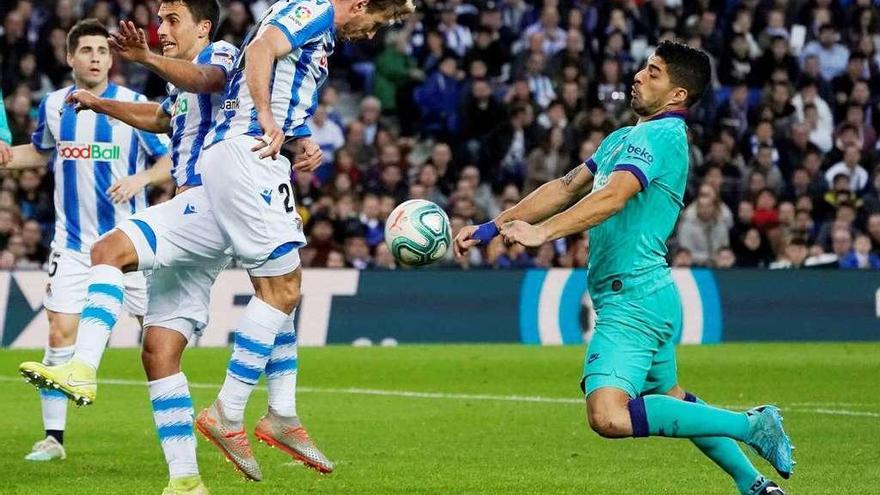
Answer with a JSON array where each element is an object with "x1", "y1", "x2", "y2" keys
[
  {"x1": 671, "y1": 247, "x2": 693, "y2": 268},
  {"x1": 825, "y1": 146, "x2": 870, "y2": 193},
  {"x1": 414, "y1": 53, "x2": 463, "y2": 138},
  {"x1": 344, "y1": 234, "x2": 372, "y2": 269},
  {"x1": 0, "y1": 206, "x2": 21, "y2": 250},
  {"x1": 525, "y1": 127, "x2": 566, "y2": 194},
  {"x1": 20, "y1": 219, "x2": 47, "y2": 265},
  {"x1": 373, "y1": 30, "x2": 423, "y2": 115},
  {"x1": 839, "y1": 233, "x2": 880, "y2": 269},
  {"x1": 733, "y1": 227, "x2": 774, "y2": 268},
  {"x1": 713, "y1": 247, "x2": 737, "y2": 269},
  {"x1": 677, "y1": 187, "x2": 730, "y2": 266},
  {"x1": 801, "y1": 24, "x2": 850, "y2": 81},
  {"x1": 769, "y1": 237, "x2": 809, "y2": 269},
  {"x1": 215, "y1": 1, "x2": 253, "y2": 47},
  {"x1": 0, "y1": 0, "x2": 876, "y2": 272},
  {"x1": 866, "y1": 213, "x2": 880, "y2": 251},
  {"x1": 309, "y1": 105, "x2": 345, "y2": 183}
]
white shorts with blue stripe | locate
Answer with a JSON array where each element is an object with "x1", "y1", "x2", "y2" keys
[
  {"x1": 200, "y1": 134, "x2": 307, "y2": 274},
  {"x1": 43, "y1": 247, "x2": 147, "y2": 316},
  {"x1": 116, "y1": 186, "x2": 300, "y2": 339}
]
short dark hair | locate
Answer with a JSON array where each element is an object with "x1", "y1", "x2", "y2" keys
[
  {"x1": 67, "y1": 19, "x2": 110, "y2": 53},
  {"x1": 654, "y1": 40, "x2": 711, "y2": 107},
  {"x1": 161, "y1": 0, "x2": 221, "y2": 38}
]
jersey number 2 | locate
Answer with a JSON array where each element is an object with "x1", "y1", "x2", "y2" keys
[{"x1": 278, "y1": 183, "x2": 294, "y2": 213}]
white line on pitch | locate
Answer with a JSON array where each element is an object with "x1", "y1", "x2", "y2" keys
[{"x1": 2, "y1": 376, "x2": 878, "y2": 418}]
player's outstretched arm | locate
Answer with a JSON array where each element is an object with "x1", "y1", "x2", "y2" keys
[
  {"x1": 67, "y1": 90, "x2": 171, "y2": 133},
  {"x1": 106, "y1": 155, "x2": 173, "y2": 204},
  {"x1": 500, "y1": 171, "x2": 641, "y2": 247},
  {"x1": 0, "y1": 144, "x2": 51, "y2": 170},
  {"x1": 109, "y1": 21, "x2": 226, "y2": 94},
  {"x1": 453, "y1": 164, "x2": 594, "y2": 257}
]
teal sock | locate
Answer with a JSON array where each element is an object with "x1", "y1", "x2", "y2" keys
[
  {"x1": 628, "y1": 395, "x2": 751, "y2": 441},
  {"x1": 683, "y1": 393, "x2": 766, "y2": 495}
]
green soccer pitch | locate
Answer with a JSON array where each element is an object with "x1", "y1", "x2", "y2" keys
[{"x1": 1, "y1": 343, "x2": 878, "y2": 494}]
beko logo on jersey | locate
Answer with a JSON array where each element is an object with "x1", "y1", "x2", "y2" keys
[
  {"x1": 222, "y1": 99, "x2": 240, "y2": 110},
  {"x1": 57, "y1": 142, "x2": 121, "y2": 160},
  {"x1": 626, "y1": 144, "x2": 653, "y2": 163}
]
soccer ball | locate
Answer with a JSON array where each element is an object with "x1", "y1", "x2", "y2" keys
[{"x1": 384, "y1": 199, "x2": 451, "y2": 266}]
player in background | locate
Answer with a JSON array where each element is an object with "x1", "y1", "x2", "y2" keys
[
  {"x1": 1, "y1": 19, "x2": 172, "y2": 463},
  {"x1": 455, "y1": 41, "x2": 793, "y2": 495},
  {"x1": 20, "y1": 0, "x2": 416, "y2": 482},
  {"x1": 55, "y1": 1, "x2": 238, "y2": 493}
]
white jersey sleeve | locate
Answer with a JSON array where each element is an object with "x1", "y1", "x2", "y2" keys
[{"x1": 31, "y1": 94, "x2": 58, "y2": 152}]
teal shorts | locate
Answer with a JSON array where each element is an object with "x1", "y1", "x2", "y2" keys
[{"x1": 581, "y1": 282, "x2": 682, "y2": 399}]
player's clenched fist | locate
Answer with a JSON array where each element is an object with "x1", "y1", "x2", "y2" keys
[
  {"x1": 290, "y1": 138, "x2": 322, "y2": 172},
  {"x1": 66, "y1": 90, "x2": 100, "y2": 112},
  {"x1": 500, "y1": 220, "x2": 547, "y2": 248}
]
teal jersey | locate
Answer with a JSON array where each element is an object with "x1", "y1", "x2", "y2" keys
[
  {"x1": 0, "y1": 90, "x2": 10, "y2": 144},
  {"x1": 584, "y1": 111, "x2": 689, "y2": 298}
]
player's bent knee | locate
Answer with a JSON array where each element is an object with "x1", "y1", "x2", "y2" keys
[
  {"x1": 252, "y1": 270, "x2": 302, "y2": 314},
  {"x1": 90, "y1": 230, "x2": 138, "y2": 270},
  {"x1": 587, "y1": 408, "x2": 631, "y2": 438},
  {"x1": 586, "y1": 393, "x2": 633, "y2": 438},
  {"x1": 141, "y1": 328, "x2": 185, "y2": 380}
]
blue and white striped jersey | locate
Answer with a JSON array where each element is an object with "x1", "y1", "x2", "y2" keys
[
  {"x1": 160, "y1": 41, "x2": 238, "y2": 188},
  {"x1": 32, "y1": 83, "x2": 170, "y2": 252},
  {"x1": 207, "y1": 0, "x2": 335, "y2": 145}
]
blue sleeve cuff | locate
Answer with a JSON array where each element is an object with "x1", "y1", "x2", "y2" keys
[
  {"x1": 613, "y1": 164, "x2": 649, "y2": 191},
  {"x1": 473, "y1": 221, "x2": 500, "y2": 246},
  {"x1": 585, "y1": 157, "x2": 597, "y2": 174}
]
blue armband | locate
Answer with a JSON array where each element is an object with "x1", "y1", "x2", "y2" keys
[{"x1": 473, "y1": 221, "x2": 500, "y2": 246}]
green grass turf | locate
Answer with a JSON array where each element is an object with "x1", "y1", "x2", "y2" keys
[{"x1": 0, "y1": 343, "x2": 878, "y2": 494}]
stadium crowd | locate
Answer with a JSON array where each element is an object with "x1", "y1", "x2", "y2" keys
[{"x1": 1, "y1": 0, "x2": 879, "y2": 270}]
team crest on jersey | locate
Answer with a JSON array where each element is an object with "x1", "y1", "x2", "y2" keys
[{"x1": 294, "y1": 5, "x2": 313, "y2": 20}]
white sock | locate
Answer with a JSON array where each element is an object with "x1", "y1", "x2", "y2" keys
[
  {"x1": 218, "y1": 297, "x2": 286, "y2": 425},
  {"x1": 266, "y1": 311, "x2": 298, "y2": 417},
  {"x1": 72, "y1": 265, "x2": 125, "y2": 369},
  {"x1": 149, "y1": 372, "x2": 198, "y2": 479},
  {"x1": 40, "y1": 345, "x2": 74, "y2": 432}
]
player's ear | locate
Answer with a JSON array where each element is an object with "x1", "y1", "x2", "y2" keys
[
  {"x1": 198, "y1": 20, "x2": 211, "y2": 39},
  {"x1": 669, "y1": 87, "x2": 688, "y2": 107},
  {"x1": 353, "y1": 0, "x2": 370, "y2": 15}
]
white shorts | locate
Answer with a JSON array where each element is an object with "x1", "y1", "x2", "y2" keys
[
  {"x1": 143, "y1": 262, "x2": 228, "y2": 341},
  {"x1": 201, "y1": 135, "x2": 307, "y2": 275},
  {"x1": 118, "y1": 186, "x2": 231, "y2": 270},
  {"x1": 43, "y1": 247, "x2": 147, "y2": 316}
]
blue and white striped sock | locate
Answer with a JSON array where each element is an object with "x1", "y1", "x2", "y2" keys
[
  {"x1": 149, "y1": 372, "x2": 198, "y2": 478},
  {"x1": 266, "y1": 312, "x2": 298, "y2": 417},
  {"x1": 40, "y1": 345, "x2": 74, "y2": 434},
  {"x1": 73, "y1": 265, "x2": 125, "y2": 369},
  {"x1": 218, "y1": 297, "x2": 287, "y2": 425}
]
